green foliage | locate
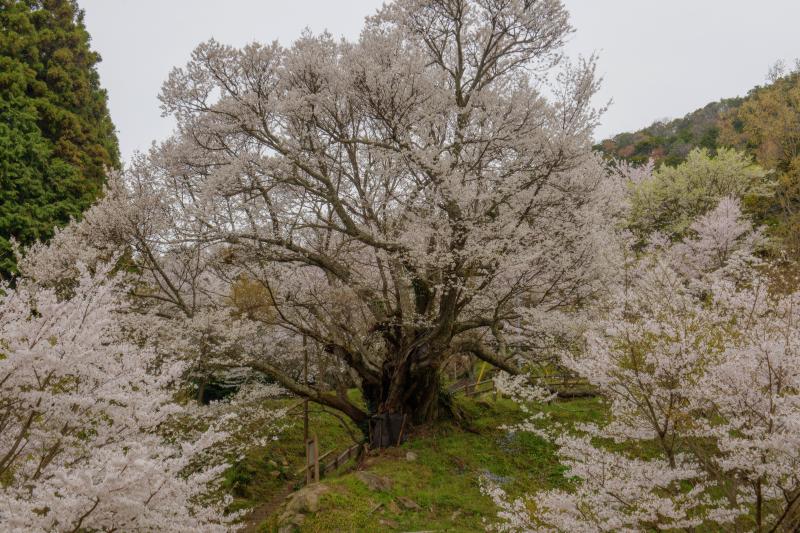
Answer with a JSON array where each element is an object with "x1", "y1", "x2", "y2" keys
[
  {"x1": 627, "y1": 148, "x2": 770, "y2": 239},
  {"x1": 720, "y1": 72, "x2": 800, "y2": 256},
  {"x1": 596, "y1": 98, "x2": 744, "y2": 166},
  {"x1": 0, "y1": 0, "x2": 119, "y2": 278},
  {"x1": 599, "y1": 71, "x2": 800, "y2": 257}
]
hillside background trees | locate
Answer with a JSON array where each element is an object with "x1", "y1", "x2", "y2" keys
[
  {"x1": 0, "y1": 0, "x2": 119, "y2": 278},
  {"x1": 597, "y1": 65, "x2": 800, "y2": 259},
  {"x1": 719, "y1": 69, "x2": 800, "y2": 256}
]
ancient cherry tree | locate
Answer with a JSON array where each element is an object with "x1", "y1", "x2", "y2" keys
[{"x1": 126, "y1": 0, "x2": 611, "y2": 434}]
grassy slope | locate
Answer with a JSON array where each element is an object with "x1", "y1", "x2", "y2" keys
[
  {"x1": 222, "y1": 398, "x2": 362, "y2": 516},
  {"x1": 234, "y1": 394, "x2": 606, "y2": 532}
]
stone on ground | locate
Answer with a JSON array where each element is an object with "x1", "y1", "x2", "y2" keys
[
  {"x1": 277, "y1": 483, "x2": 329, "y2": 532},
  {"x1": 355, "y1": 471, "x2": 394, "y2": 492}
]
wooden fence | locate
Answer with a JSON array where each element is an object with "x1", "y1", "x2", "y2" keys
[
  {"x1": 450, "y1": 374, "x2": 595, "y2": 399},
  {"x1": 449, "y1": 377, "x2": 497, "y2": 397},
  {"x1": 283, "y1": 399, "x2": 365, "y2": 482},
  {"x1": 296, "y1": 442, "x2": 363, "y2": 479}
]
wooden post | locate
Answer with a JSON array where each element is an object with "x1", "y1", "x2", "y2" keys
[
  {"x1": 303, "y1": 336, "x2": 310, "y2": 485},
  {"x1": 475, "y1": 361, "x2": 488, "y2": 395},
  {"x1": 396, "y1": 413, "x2": 408, "y2": 446},
  {"x1": 312, "y1": 433, "x2": 320, "y2": 483},
  {"x1": 305, "y1": 434, "x2": 320, "y2": 484}
]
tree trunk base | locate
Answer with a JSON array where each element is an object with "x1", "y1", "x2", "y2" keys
[
  {"x1": 368, "y1": 413, "x2": 408, "y2": 448},
  {"x1": 367, "y1": 387, "x2": 463, "y2": 448}
]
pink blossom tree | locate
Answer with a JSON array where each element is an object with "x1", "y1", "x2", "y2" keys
[
  {"x1": 0, "y1": 261, "x2": 240, "y2": 531},
  {"x1": 38, "y1": 0, "x2": 617, "y2": 439},
  {"x1": 488, "y1": 198, "x2": 800, "y2": 532}
]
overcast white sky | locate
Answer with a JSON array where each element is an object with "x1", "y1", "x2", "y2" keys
[{"x1": 79, "y1": 0, "x2": 800, "y2": 163}]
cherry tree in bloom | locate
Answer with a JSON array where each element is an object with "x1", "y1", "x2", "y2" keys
[
  {"x1": 16, "y1": 169, "x2": 289, "y2": 473},
  {"x1": 668, "y1": 196, "x2": 765, "y2": 278},
  {"x1": 0, "y1": 261, "x2": 239, "y2": 532},
  {"x1": 486, "y1": 198, "x2": 800, "y2": 532},
  {"x1": 84, "y1": 0, "x2": 621, "y2": 441}
]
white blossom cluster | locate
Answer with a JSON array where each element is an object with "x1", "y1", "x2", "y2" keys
[
  {"x1": 488, "y1": 196, "x2": 800, "y2": 531},
  {"x1": 0, "y1": 262, "x2": 239, "y2": 531}
]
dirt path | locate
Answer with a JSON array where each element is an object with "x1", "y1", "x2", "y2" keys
[{"x1": 241, "y1": 481, "x2": 296, "y2": 532}]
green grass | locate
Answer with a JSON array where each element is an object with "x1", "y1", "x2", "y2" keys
[
  {"x1": 222, "y1": 398, "x2": 364, "y2": 515},
  {"x1": 246, "y1": 394, "x2": 607, "y2": 532},
  {"x1": 227, "y1": 389, "x2": 767, "y2": 533}
]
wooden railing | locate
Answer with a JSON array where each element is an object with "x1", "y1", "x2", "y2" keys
[
  {"x1": 449, "y1": 377, "x2": 497, "y2": 397},
  {"x1": 296, "y1": 442, "x2": 363, "y2": 478},
  {"x1": 450, "y1": 374, "x2": 595, "y2": 399}
]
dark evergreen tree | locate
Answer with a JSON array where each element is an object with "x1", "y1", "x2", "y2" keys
[{"x1": 0, "y1": 0, "x2": 119, "y2": 278}]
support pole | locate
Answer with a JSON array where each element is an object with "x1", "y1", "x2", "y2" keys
[
  {"x1": 313, "y1": 433, "x2": 320, "y2": 483},
  {"x1": 303, "y1": 335, "x2": 310, "y2": 485}
]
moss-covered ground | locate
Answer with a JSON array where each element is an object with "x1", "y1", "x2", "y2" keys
[{"x1": 226, "y1": 393, "x2": 607, "y2": 532}]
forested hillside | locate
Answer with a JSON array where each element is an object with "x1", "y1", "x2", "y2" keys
[
  {"x1": 596, "y1": 97, "x2": 743, "y2": 166},
  {"x1": 0, "y1": 0, "x2": 119, "y2": 278},
  {"x1": 599, "y1": 68, "x2": 800, "y2": 256}
]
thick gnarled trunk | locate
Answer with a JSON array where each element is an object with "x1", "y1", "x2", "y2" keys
[
  {"x1": 361, "y1": 345, "x2": 452, "y2": 447},
  {"x1": 383, "y1": 362, "x2": 443, "y2": 423}
]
